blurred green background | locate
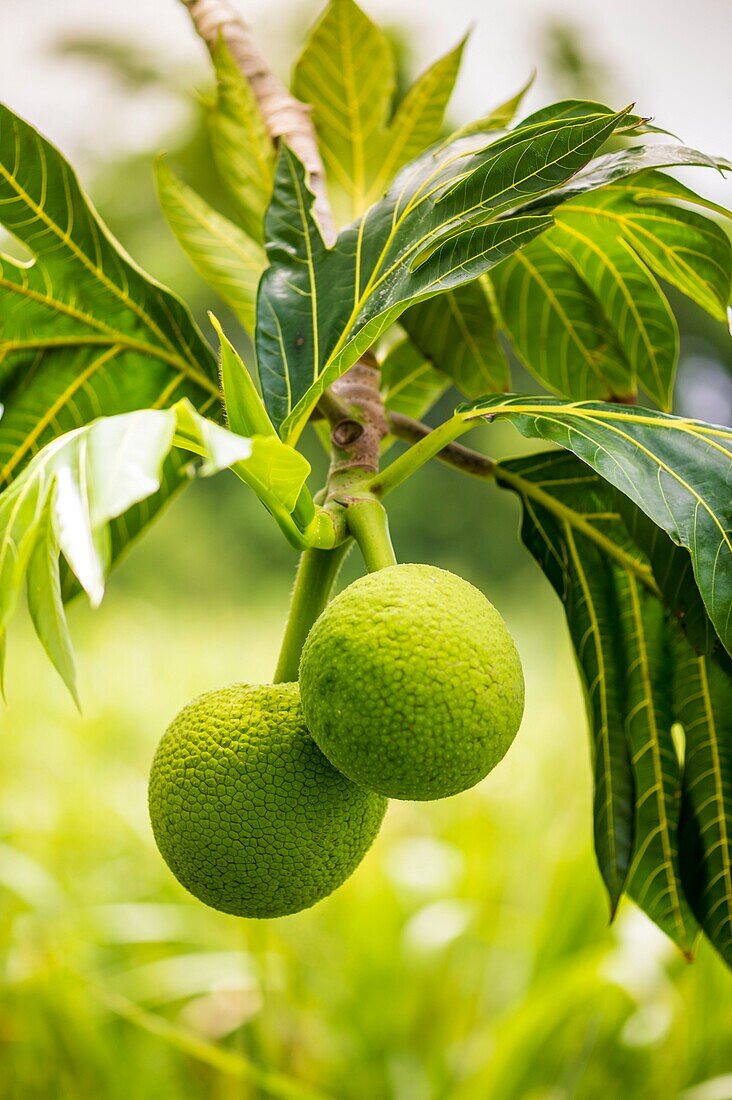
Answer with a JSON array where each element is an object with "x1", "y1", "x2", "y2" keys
[{"x1": 1, "y1": 3, "x2": 732, "y2": 1098}]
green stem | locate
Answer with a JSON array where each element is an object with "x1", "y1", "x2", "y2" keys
[
  {"x1": 387, "y1": 412, "x2": 496, "y2": 480},
  {"x1": 273, "y1": 543, "x2": 350, "y2": 683},
  {"x1": 346, "y1": 498, "x2": 397, "y2": 573},
  {"x1": 367, "y1": 414, "x2": 475, "y2": 498}
]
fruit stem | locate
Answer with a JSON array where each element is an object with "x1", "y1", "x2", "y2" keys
[
  {"x1": 273, "y1": 544, "x2": 351, "y2": 683},
  {"x1": 346, "y1": 498, "x2": 397, "y2": 573}
]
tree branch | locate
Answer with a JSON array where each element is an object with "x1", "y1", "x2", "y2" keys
[
  {"x1": 180, "y1": 0, "x2": 335, "y2": 245},
  {"x1": 328, "y1": 354, "x2": 387, "y2": 481},
  {"x1": 180, "y1": 0, "x2": 388, "y2": 484}
]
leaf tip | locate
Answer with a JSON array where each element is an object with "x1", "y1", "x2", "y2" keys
[
  {"x1": 152, "y1": 153, "x2": 169, "y2": 178},
  {"x1": 458, "y1": 24, "x2": 475, "y2": 49},
  {"x1": 208, "y1": 311, "x2": 225, "y2": 343}
]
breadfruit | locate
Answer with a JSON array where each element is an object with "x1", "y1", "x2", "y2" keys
[
  {"x1": 148, "y1": 682, "x2": 387, "y2": 917},
  {"x1": 299, "y1": 564, "x2": 524, "y2": 800}
]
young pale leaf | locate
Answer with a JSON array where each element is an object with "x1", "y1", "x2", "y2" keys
[
  {"x1": 400, "y1": 279, "x2": 509, "y2": 398},
  {"x1": 0, "y1": 103, "x2": 221, "y2": 581},
  {"x1": 0, "y1": 470, "x2": 52, "y2": 627},
  {"x1": 0, "y1": 404, "x2": 310, "y2": 697},
  {"x1": 362, "y1": 37, "x2": 466, "y2": 210},
  {"x1": 464, "y1": 395, "x2": 732, "y2": 656},
  {"x1": 380, "y1": 339, "x2": 447, "y2": 420},
  {"x1": 293, "y1": 0, "x2": 464, "y2": 222},
  {"x1": 257, "y1": 103, "x2": 634, "y2": 441},
  {"x1": 207, "y1": 39, "x2": 275, "y2": 242},
  {"x1": 174, "y1": 401, "x2": 309, "y2": 515},
  {"x1": 208, "y1": 314, "x2": 275, "y2": 438},
  {"x1": 155, "y1": 159, "x2": 265, "y2": 334},
  {"x1": 26, "y1": 503, "x2": 78, "y2": 705},
  {"x1": 450, "y1": 73, "x2": 535, "y2": 140},
  {"x1": 676, "y1": 643, "x2": 732, "y2": 967},
  {"x1": 293, "y1": 0, "x2": 393, "y2": 222}
]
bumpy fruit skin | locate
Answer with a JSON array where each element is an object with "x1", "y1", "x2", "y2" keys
[
  {"x1": 148, "y1": 683, "x2": 387, "y2": 918},
  {"x1": 299, "y1": 564, "x2": 524, "y2": 801}
]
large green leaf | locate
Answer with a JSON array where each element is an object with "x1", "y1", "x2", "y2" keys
[
  {"x1": 616, "y1": 573, "x2": 696, "y2": 952},
  {"x1": 491, "y1": 170, "x2": 731, "y2": 408},
  {"x1": 155, "y1": 159, "x2": 265, "y2": 334},
  {"x1": 676, "y1": 642, "x2": 732, "y2": 967},
  {"x1": 400, "y1": 279, "x2": 509, "y2": 398},
  {"x1": 257, "y1": 103, "x2": 635, "y2": 441},
  {"x1": 0, "y1": 103, "x2": 221, "y2": 574},
  {"x1": 513, "y1": 141, "x2": 731, "y2": 214},
  {"x1": 592, "y1": 173, "x2": 730, "y2": 320},
  {"x1": 0, "y1": 402, "x2": 310, "y2": 697},
  {"x1": 618, "y1": 494, "x2": 720, "y2": 657},
  {"x1": 207, "y1": 39, "x2": 275, "y2": 243},
  {"x1": 491, "y1": 234, "x2": 634, "y2": 402},
  {"x1": 462, "y1": 395, "x2": 732, "y2": 656},
  {"x1": 559, "y1": 225, "x2": 678, "y2": 410},
  {"x1": 292, "y1": 0, "x2": 463, "y2": 222},
  {"x1": 496, "y1": 451, "x2": 638, "y2": 912},
  {"x1": 495, "y1": 450, "x2": 702, "y2": 951}
]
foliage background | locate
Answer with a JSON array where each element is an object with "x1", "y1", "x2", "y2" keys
[{"x1": 1, "y1": 1, "x2": 731, "y2": 1097}]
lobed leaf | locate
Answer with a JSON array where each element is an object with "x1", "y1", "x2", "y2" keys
[
  {"x1": 618, "y1": 494, "x2": 720, "y2": 657},
  {"x1": 293, "y1": 0, "x2": 394, "y2": 224},
  {"x1": 617, "y1": 573, "x2": 696, "y2": 952},
  {"x1": 362, "y1": 37, "x2": 466, "y2": 210},
  {"x1": 464, "y1": 395, "x2": 732, "y2": 657},
  {"x1": 400, "y1": 279, "x2": 509, "y2": 398},
  {"x1": 495, "y1": 450, "x2": 712, "y2": 953},
  {"x1": 491, "y1": 168, "x2": 731, "y2": 408},
  {"x1": 257, "y1": 103, "x2": 635, "y2": 441},
  {"x1": 449, "y1": 72, "x2": 535, "y2": 139},
  {"x1": 155, "y1": 159, "x2": 265, "y2": 334},
  {"x1": 491, "y1": 234, "x2": 634, "y2": 402},
  {"x1": 293, "y1": 0, "x2": 464, "y2": 223},
  {"x1": 207, "y1": 39, "x2": 275, "y2": 243},
  {"x1": 0, "y1": 103, "x2": 221, "y2": 582},
  {"x1": 675, "y1": 642, "x2": 732, "y2": 967},
  {"x1": 496, "y1": 451, "x2": 638, "y2": 912}
]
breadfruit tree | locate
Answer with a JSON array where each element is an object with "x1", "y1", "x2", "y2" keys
[{"x1": 1, "y1": 0, "x2": 731, "y2": 965}]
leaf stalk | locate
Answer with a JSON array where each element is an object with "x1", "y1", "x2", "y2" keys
[{"x1": 368, "y1": 414, "x2": 476, "y2": 498}]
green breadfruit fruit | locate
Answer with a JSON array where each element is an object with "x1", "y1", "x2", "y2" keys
[
  {"x1": 299, "y1": 564, "x2": 525, "y2": 801},
  {"x1": 148, "y1": 682, "x2": 387, "y2": 918}
]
